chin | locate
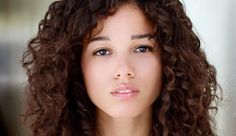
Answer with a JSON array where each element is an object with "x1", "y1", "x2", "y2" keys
[{"x1": 106, "y1": 107, "x2": 145, "y2": 118}]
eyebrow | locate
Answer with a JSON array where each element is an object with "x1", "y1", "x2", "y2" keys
[
  {"x1": 131, "y1": 33, "x2": 154, "y2": 40},
  {"x1": 89, "y1": 33, "x2": 154, "y2": 43}
]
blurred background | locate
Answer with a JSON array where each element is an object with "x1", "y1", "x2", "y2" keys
[
  {"x1": 0, "y1": 0, "x2": 52, "y2": 135},
  {"x1": 0, "y1": 0, "x2": 235, "y2": 136}
]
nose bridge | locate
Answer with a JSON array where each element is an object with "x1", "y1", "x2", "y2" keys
[
  {"x1": 113, "y1": 53, "x2": 134, "y2": 79},
  {"x1": 117, "y1": 53, "x2": 130, "y2": 69}
]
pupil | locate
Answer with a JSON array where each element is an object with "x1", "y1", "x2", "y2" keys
[
  {"x1": 140, "y1": 47, "x2": 146, "y2": 52},
  {"x1": 100, "y1": 50, "x2": 106, "y2": 55}
]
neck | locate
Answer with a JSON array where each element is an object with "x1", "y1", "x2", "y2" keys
[{"x1": 96, "y1": 108, "x2": 152, "y2": 136}]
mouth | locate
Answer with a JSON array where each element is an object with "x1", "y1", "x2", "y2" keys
[{"x1": 110, "y1": 84, "x2": 140, "y2": 100}]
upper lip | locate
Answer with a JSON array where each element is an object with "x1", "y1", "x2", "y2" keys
[{"x1": 111, "y1": 83, "x2": 139, "y2": 93}]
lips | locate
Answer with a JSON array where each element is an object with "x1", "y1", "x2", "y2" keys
[{"x1": 110, "y1": 83, "x2": 139, "y2": 100}]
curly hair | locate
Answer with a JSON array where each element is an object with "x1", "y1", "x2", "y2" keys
[{"x1": 22, "y1": 0, "x2": 221, "y2": 135}]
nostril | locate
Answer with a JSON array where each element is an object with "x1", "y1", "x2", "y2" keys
[
  {"x1": 127, "y1": 73, "x2": 134, "y2": 77},
  {"x1": 114, "y1": 72, "x2": 134, "y2": 79}
]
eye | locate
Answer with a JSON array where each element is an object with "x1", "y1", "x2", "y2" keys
[
  {"x1": 134, "y1": 45, "x2": 153, "y2": 53},
  {"x1": 93, "y1": 48, "x2": 111, "y2": 56}
]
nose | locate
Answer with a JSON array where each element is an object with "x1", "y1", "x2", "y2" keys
[
  {"x1": 113, "y1": 56, "x2": 135, "y2": 80},
  {"x1": 114, "y1": 72, "x2": 134, "y2": 79}
]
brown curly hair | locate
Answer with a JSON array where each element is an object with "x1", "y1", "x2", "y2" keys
[{"x1": 22, "y1": 0, "x2": 221, "y2": 135}]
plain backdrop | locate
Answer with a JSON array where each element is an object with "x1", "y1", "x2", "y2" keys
[
  {"x1": 184, "y1": 0, "x2": 236, "y2": 136},
  {"x1": 0, "y1": 0, "x2": 235, "y2": 135}
]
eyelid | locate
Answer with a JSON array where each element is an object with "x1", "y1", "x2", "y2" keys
[
  {"x1": 133, "y1": 44, "x2": 154, "y2": 52},
  {"x1": 135, "y1": 44, "x2": 154, "y2": 48},
  {"x1": 92, "y1": 47, "x2": 112, "y2": 56},
  {"x1": 91, "y1": 44, "x2": 154, "y2": 56}
]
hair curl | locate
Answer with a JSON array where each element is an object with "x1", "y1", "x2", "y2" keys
[{"x1": 22, "y1": 0, "x2": 221, "y2": 135}]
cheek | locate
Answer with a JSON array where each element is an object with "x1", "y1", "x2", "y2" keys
[
  {"x1": 81, "y1": 57, "x2": 114, "y2": 112},
  {"x1": 81, "y1": 57, "x2": 111, "y2": 93},
  {"x1": 135, "y1": 55, "x2": 162, "y2": 78},
  {"x1": 134, "y1": 55, "x2": 162, "y2": 94}
]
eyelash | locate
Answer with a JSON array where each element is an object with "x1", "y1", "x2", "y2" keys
[{"x1": 93, "y1": 45, "x2": 153, "y2": 56}]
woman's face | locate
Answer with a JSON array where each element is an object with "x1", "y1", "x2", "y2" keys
[{"x1": 81, "y1": 4, "x2": 162, "y2": 118}]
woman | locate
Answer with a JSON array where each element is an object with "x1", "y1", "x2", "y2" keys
[{"x1": 22, "y1": 0, "x2": 221, "y2": 136}]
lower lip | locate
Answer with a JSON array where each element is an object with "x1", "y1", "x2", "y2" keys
[{"x1": 111, "y1": 91, "x2": 139, "y2": 100}]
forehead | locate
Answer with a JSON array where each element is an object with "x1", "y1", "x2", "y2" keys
[{"x1": 90, "y1": 3, "x2": 154, "y2": 39}]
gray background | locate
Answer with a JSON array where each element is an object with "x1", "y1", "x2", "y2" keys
[{"x1": 0, "y1": 0, "x2": 235, "y2": 135}]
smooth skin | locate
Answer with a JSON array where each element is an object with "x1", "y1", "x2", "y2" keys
[{"x1": 81, "y1": 3, "x2": 162, "y2": 136}]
